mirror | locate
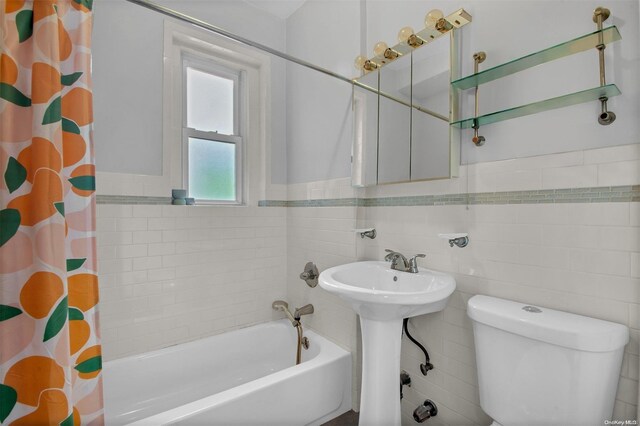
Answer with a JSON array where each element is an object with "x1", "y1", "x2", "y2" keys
[
  {"x1": 352, "y1": 70, "x2": 379, "y2": 187},
  {"x1": 410, "y1": 35, "x2": 451, "y2": 181},
  {"x1": 352, "y1": 32, "x2": 459, "y2": 186},
  {"x1": 378, "y1": 57, "x2": 412, "y2": 184}
]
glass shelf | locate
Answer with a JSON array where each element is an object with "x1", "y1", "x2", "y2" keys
[
  {"x1": 451, "y1": 26, "x2": 621, "y2": 90},
  {"x1": 450, "y1": 84, "x2": 621, "y2": 129}
]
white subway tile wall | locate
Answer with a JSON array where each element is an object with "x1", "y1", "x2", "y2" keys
[
  {"x1": 96, "y1": 205, "x2": 287, "y2": 360},
  {"x1": 282, "y1": 144, "x2": 639, "y2": 424},
  {"x1": 361, "y1": 200, "x2": 638, "y2": 425},
  {"x1": 96, "y1": 143, "x2": 639, "y2": 423},
  {"x1": 286, "y1": 204, "x2": 362, "y2": 410}
]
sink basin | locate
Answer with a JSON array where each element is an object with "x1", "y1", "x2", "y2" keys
[
  {"x1": 319, "y1": 261, "x2": 455, "y2": 426},
  {"x1": 320, "y1": 261, "x2": 455, "y2": 320}
]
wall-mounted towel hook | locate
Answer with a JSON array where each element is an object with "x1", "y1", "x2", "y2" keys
[
  {"x1": 355, "y1": 228, "x2": 376, "y2": 239},
  {"x1": 438, "y1": 233, "x2": 469, "y2": 248}
]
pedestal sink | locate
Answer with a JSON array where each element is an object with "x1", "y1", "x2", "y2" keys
[{"x1": 319, "y1": 261, "x2": 455, "y2": 426}]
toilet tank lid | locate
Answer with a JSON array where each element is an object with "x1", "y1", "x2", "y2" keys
[{"x1": 467, "y1": 295, "x2": 629, "y2": 352}]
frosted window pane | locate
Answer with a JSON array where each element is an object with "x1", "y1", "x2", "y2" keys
[
  {"x1": 188, "y1": 137, "x2": 236, "y2": 201},
  {"x1": 187, "y1": 67, "x2": 234, "y2": 134}
]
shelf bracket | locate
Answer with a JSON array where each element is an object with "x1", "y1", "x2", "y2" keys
[
  {"x1": 472, "y1": 52, "x2": 486, "y2": 146},
  {"x1": 594, "y1": 7, "x2": 616, "y2": 125}
]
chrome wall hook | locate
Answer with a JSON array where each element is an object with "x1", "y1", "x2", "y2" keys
[
  {"x1": 438, "y1": 233, "x2": 469, "y2": 248},
  {"x1": 355, "y1": 228, "x2": 377, "y2": 239}
]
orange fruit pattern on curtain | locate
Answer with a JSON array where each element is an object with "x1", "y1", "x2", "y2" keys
[{"x1": 0, "y1": 0, "x2": 103, "y2": 424}]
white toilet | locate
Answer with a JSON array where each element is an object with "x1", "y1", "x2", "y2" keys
[{"x1": 468, "y1": 295, "x2": 629, "y2": 426}]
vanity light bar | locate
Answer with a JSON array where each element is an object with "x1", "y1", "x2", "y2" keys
[{"x1": 367, "y1": 9, "x2": 472, "y2": 69}]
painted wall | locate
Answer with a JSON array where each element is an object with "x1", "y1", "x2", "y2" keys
[
  {"x1": 93, "y1": 0, "x2": 639, "y2": 184},
  {"x1": 285, "y1": 0, "x2": 640, "y2": 184},
  {"x1": 285, "y1": 0, "x2": 361, "y2": 184},
  {"x1": 92, "y1": 0, "x2": 288, "y2": 183}
]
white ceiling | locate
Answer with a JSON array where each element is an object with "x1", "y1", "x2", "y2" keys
[{"x1": 244, "y1": 0, "x2": 307, "y2": 19}]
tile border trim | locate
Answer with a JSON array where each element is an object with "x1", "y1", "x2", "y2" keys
[
  {"x1": 97, "y1": 185, "x2": 639, "y2": 206},
  {"x1": 260, "y1": 185, "x2": 640, "y2": 207},
  {"x1": 96, "y1": 195, "x2": 172, "y2": 205}
]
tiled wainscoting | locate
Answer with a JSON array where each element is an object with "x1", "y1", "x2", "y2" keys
[
  {"x1": 96, "y1": 143, "x2": 639, "y2": 423},
  {"x1": 282, "y1": 143, "x2": 640, "y2": 424},
  {"x1": 282, "y1": 196, "x2": 638, "y2": 422},
  {"x1": 363, "y1": 201, "x2": 639, "y2": 425},
  {"x1": 96, "y1": 204, "x2": 287, "y2": 360},
  {"x1": 286, "y1": 204, "x2": 362, "y2": 410}
]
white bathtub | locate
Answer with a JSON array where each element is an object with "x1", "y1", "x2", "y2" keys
[{"x1": 103, "y1": 320, "x2": 352, "y2": 425}]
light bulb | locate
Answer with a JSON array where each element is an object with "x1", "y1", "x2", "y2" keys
[
  {"x1": 354, "y1": 55, "x2": 367, "y2": 70},
  {"x1": 373, "y1": 41, "x2": 389, "y2": 57},
  {"x1": 397, "y1": 26, "x2": 414, "y2": 43},
  {"x1": 425, "y1": 9, "x2": 444, "y2": 26}
]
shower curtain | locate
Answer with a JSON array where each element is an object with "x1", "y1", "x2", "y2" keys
[{"x1": 1, "y1": 1, "x2": 103, "y2": 424}]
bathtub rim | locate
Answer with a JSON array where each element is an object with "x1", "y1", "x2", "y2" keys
[{"x1": 107, "y1": 319, "x2": 351, "y2": 425}]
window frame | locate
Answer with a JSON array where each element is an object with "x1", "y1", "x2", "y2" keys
[{"x1": 181, "y1": 55, "x2": 245, "y2": 205}]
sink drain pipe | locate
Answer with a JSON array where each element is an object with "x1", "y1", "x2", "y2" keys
[{"x1": 403, "y1": 318, "x2": 433, "y2": 375}]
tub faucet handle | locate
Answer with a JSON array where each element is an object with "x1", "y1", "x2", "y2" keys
[{"x1": 299, "y1": 262, "x2": 319, "y2": 288}]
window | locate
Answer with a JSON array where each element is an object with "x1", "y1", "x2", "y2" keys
[
  {"x1": 133, "y1": 21, "x2": 270, "y2": 204},
  {"x1": 183, "y1": 57, "x2": 243, "y2": 203}
]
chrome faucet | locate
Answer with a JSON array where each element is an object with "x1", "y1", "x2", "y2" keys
[
  {"x1": 385, "y1": 249, "x2": 426, "y2": 273},
  {"x1": 385, "y1": 250, "x2": 409, "y2": 271}
]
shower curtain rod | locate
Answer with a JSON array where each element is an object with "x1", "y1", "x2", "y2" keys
[{"x1": 123, "y1": 0, "x2": 448, "y2": 122}]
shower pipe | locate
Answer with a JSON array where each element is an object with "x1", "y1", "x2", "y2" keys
[{"x1": 124, "y1": 0, "x2": 448, "y2": 123}]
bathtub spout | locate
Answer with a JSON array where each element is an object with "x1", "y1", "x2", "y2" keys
[{"x1": 294, "y1": 304, "x2": 314, "y2": 320}]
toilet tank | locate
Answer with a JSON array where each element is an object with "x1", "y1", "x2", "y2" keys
[{"x1": 467, "y1": 295, "x2": 628, "y2": 426}]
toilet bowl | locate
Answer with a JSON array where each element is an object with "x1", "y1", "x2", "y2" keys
[{"x1": 468, "y1": 295, "x2": 628, "y2": 426}]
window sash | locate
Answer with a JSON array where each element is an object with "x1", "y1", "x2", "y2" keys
[
  {"x1": 182, "y1": 128, "x2": 243, "y2": 204},
  {"x1": 182, "y1": 55, "x2": 241, "y2": 137}
]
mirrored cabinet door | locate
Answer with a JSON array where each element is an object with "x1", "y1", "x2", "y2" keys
[
  {"x1": 377, "y1": 59, "x2": 412, "y2": 184},
  {"x1": 352, "y1": 70, "x2": 379, "y2": 187},
  {"x1": 410, "y1": 36, "x2": 451, "y2": 181},
  {"x1": 351, "y1": 32, "x2": 460, "y2": 187}
]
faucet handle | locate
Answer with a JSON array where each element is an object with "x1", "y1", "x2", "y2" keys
[
  {"x1": 408, "y1": 254, "x2": 426, "y2": 273},
  {"x1": 384, "y1": 249, "x2": 396, "y2": 261}
]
